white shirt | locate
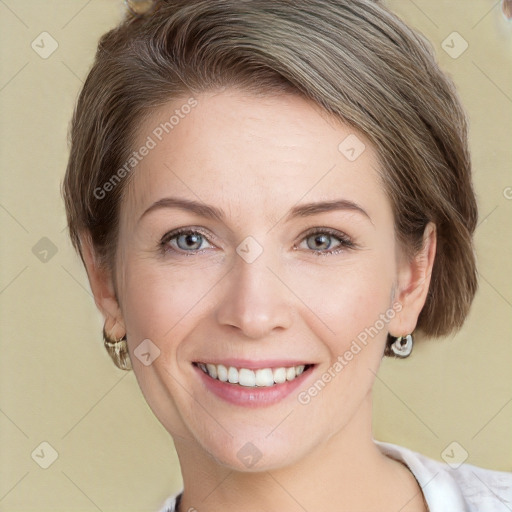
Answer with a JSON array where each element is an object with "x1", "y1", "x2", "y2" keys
[{"x1": 157, "y1": 440, "x2": 512, "y2": 511}]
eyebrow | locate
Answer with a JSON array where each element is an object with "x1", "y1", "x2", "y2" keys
[
  {"x1": 139, "y1": 197, "x2": 224, "y2": 223},
  {"x1": 286, "y1": 199, "x2": 372, "y2": 223},
  {"x1": 138, "y1": 196, "x2": 372, "y2": 224}
]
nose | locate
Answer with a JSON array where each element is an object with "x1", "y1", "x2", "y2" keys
[{"x1": 215, "y1": 248, "x2": 294, "y2": 339}]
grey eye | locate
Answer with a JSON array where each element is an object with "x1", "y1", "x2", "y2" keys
[
  {"x1": 161, "y1": 228, "x2": 215, "y2": 255},
  {"x1": 175, "y1": 232, "x2": 204, "y2": 251},
  {"x1": 305, "y1": 233, "x2": 339, "y2": 251}
]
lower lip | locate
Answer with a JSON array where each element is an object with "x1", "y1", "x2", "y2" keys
[{"x1": 192, "y1": 363, "x2": 316, "y2": 408}]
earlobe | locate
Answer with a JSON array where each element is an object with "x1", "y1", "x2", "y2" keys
[
  {"x1": 80, "y1": 232, "x2": 125, "y2": 334},
  {"x1": 388, "y1": 222, "x2": 437, "y2": 337}
]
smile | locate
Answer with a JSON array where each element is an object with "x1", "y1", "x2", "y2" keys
[{"x1": 193, "y1": 362, "x2": 314, "y2": 388}]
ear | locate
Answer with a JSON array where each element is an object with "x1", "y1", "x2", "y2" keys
[
  {"x1": 80, "y1": 232, "x2": 125, "y2": 337},
  {"x1": 388, "y1": 222, "x2": 436, "y2": 336}
]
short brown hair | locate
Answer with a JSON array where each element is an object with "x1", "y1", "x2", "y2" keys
[{"x1": 62, "y1": 0, "x2": 478, "y2": 338}]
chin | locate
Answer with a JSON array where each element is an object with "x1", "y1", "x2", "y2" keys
[{"x1": 196, "y1": 428, "x2": 309, "y2": 473}]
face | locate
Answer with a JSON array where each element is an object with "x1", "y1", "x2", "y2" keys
[{"x1": 114, "y1": 88, "x2": 407, "y2": 471}]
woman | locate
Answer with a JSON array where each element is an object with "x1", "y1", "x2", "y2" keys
[{"x1": 62, "y1": 0, "x2": 512, "y2": 510}]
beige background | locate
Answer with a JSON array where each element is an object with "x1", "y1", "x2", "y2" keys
[{"x1": 0, "y1": 1, "x2": 511, "y2": 511}]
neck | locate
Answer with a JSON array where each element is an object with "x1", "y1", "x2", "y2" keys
[{"x1": 173, "y1": 393, "x2": 427, "y2": 512}]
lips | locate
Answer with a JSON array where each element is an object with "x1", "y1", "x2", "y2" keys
[{"x1": 192, "y1": 360, "x2": 316, "y2": 407}]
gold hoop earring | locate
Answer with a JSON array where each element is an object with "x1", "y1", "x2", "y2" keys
[{"x1": 103, "y1": 327, "x2": 132, "y2": 371}]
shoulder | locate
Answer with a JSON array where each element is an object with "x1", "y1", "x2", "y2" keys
[
  {"x1": 452, "y1": 462, "x2": 512, "y2": 510},
  {"x1": 374, "y1": 439, "x2": 512, "y2": 512}
]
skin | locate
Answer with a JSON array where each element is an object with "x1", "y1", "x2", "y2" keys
[{"x1": 82, "y1": 88, "x2": 436, "y2": 512}]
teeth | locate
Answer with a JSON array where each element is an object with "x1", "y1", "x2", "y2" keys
[
  {"x1": 217, "y1": 364, "x2": 228, "y2": 382},
  {"x1": 228, "y1": 366, "x2": 239, "y2": 384},
  {"x1": 206, "y1": 363, "x2": 217, "y2": 379},
  {"x1": 255, "y1": 368, "x2": 273, "y2": 387},
  {"x1": 273, "y1": 367, "x2": 287, "y2": 384},
  {"x1": 196, "y1": 362, "x2": 309, "y2": 387},
  {"x1": 239, "y1": 368, "x2": 256, "y2": 387}
]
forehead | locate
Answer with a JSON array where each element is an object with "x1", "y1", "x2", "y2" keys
[{"x1": 123, "y1": 88, "x2": 387, "y2": 223}]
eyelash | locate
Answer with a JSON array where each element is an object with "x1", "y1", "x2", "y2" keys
[
  {"x1": 159, "y1": 227, "x2": 355, "y2": 257},
  {"x1": 298, "y1": 227, "x2": 355, "y2": 256},
  {"x1": 160, "y1": 227, "x2": 214, "y2": 256}
]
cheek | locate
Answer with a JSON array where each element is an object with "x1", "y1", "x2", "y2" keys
[
  {"x1": 290, "y1": 256, "x2": 396, "y2": 416},
  {"x1": 119, "y1": 256, "x2": 224, "y2": 346},
  {"x1": 289, "y1": 253, "x2": 396, "y2": 350},
  {"x1": 117, "y1": 258, "x2": 225, "y2": 438}
]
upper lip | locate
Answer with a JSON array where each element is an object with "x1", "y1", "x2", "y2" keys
[{"x1": 193, "y1": 358, "x2": 315, "y2": 370}]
